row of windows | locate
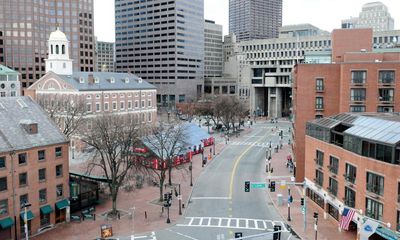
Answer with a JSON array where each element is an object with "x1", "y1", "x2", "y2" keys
[
  {"x1": 242, "y1": 40, "x2": 331, "y2": 52},
  {"x1": 86, "y1": 100, "x2": 152, "y2": 113},
  {"x1": 0, "y1": 147, "x2": 62, "y2": 169}
]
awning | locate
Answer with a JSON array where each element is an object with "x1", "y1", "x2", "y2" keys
[
  {"x1": 40, "y1": 205, "x2": 53, "y2": 215},
  {"x1": 0, "y1": 217, "x2": 14, "y2": 229},
  {"x1": 55, "y1": 199, "x2": 69, "y2": 210},
  {"x1": 20, "y1": 211, "x2": 34, "y2": 221},
  {"x1": 375, "y1": 225, "x2": 400, "y2": 240}
]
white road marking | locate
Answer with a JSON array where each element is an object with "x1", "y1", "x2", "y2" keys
[
  {"x1": 177, "y1": 217, "x2": 289, "y2": 232},
  {"x1": 191, "y1": 197, "x2": 231, "y2": 200},
  {"x1": 166, "y1": 229, "x2": 199, "y2": 240}
]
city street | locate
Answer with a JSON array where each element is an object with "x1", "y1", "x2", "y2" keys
[{"x1": 121, "y1": 120, "x2": 295, "y2": 240}]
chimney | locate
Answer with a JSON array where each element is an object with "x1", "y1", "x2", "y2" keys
[{"x1": 88, "y1": 74, "x2": 94, "y2": 85}]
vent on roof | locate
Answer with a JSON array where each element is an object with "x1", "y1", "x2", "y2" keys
[
  {"x1": 94, "y1": 77, "x2": 100, "y2": 84},
  {"x1": 110, "y1": 77, "x2": 115, "y2": 83},
  {"x1": 17, "y1": 99, "x2": 28, "y2": 108},
  {"x1": 79, "y1": 77, "x2": 84, "y2": 83},
  {"x1": 20, "y1": 120, "x2": 38, "y2": 134},
  {"x1": 124, "y1": 77, "x2": 129, "y2": 83},
  {"x1": 138, "y1": 78, "x2": 143, "y2": 83}
]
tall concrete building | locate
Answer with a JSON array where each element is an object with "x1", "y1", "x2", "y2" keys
[
  {"x1": 115, "y1": 0, "x2": 204, "y2": 105},
  {"x1": 0, "y1": 0, "x2": 96, "y2": 91},
  {"x1": 341, "y1": 1, "x2": 394, "y2": 32},
  {"x1": 204, "y1": 20, "x2": 223, "y2": 78},
  {"x1": 96, "y1": 41, "x2": 115, "y2": 72},
  {"x1": 229, "y1": 0, "x2": 282, "y2": 41}
]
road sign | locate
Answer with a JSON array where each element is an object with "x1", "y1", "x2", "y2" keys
[
  {"x1": 280, "y1": 180, "x2": 286, "y2": 189},
  {"x1": 251, "y1": 182, "x2": 266, "y2": 189},
  {"x1": 301, "y1": 206, "x2": 305, "y2": 215}
]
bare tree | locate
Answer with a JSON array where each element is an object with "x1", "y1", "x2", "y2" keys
[
  {"x1": 82, "y1": 114, "x2": 141, "y2": 217},
  {"x1": 37, "y1": 94, "x2": 86, "y2": 138},
  {"x1": 142, "y1": 122, "x2": 188, "y2": 201}
]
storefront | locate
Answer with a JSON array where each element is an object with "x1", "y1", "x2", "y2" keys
[
  {"x1": 19, "y1": 211, "x2": 34, "y2": 235},
  {"x1": 55, "y1": 199, "x2": 69, "y2": 224},
  {"x1": 307, "y1": 188, "x2": 324, "y2": 209},
  {"x1": 0, "y1": 217, "x2": 14, "y2": 240},
  {"x1": 327, "y1": 203, "x2": 339, "y2": 221},
  {"x1": 40, "y1": 205, "x2": 53, "y2": 227}
]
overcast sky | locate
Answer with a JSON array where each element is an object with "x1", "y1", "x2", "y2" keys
[{"x1": 94, "y1": 0, "x2": 400, "y2": 42}]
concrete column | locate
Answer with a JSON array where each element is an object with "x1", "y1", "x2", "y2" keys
[{"x1": 276, "y1": 87, "x2": 282, "y2": 118}]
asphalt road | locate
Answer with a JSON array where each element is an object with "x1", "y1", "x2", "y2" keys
[{"x1": 123, "y1": 121, "x2": 295, "y2": 240}]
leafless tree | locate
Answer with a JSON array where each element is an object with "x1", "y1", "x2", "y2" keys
[
  {"x1": 82, "y1": 114, "x2": 141, "y2": 217},
  {"x1": 142, "y1": 122, "x2": 188, "y2": 202},
  {"x1": 37, "y1": 94, "x2": 86, "y2": 138}
]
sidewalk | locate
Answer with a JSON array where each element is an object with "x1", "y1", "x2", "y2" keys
[
  {"x1": 33, "y1": 127, "x2": 253, "y2": 240},
  {"x1": 266, "y1": 144, "x2": 356, "y2": 240}
]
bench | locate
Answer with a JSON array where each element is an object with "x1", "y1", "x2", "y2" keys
[{"x1": 70, "y1": 215, "x2": 81, "y2": 222}]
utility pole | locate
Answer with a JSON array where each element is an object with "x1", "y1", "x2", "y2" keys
[
  {"x1": 21, "y1": 202, "x2": 31, "y2": 240},
  {"x1": 287, "y1": 187, "x2": 291, "y2": 221},
  {"x1": 189, "y1": 147, "x2": 193, "y2": 187},
  {"x1": 178, "y1": 184, "x2": 182, "y2": 215},
  {"x1": 314, "y1": 212, "x2": 319, "y2": 240}
]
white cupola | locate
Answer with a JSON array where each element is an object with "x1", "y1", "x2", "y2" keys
[{"x1": 45, "y1": 26, "x2": 73, "y2": 75}]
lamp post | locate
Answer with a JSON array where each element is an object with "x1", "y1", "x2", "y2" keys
[
  {"x1": 130, "y1": 206, "x2": 135, "y2": 239},
  {"x1": 189, "y1": 147, "x2": 193, "y2": 187},
  {"x1": 178, "y1": 184, "x2": 182, "y2": 215},
  {"x1": 21, "y1": 202, "x2": 31, "y2": 240},
  {"x1": 213, "y1": 139, "x2": 215, "y2": 156},
  {"x1": 287, "y1": 187, "x2": 292, "y2": 221},
  {"x1": 268, "y1": 142, "x2": 272, "y2": 159}
]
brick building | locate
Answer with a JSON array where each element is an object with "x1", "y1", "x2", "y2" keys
[
  {"x1": 0, "y1": 97, "x2": 69, "y2": 240},
  {"x1": 305, "y1": 113, "x2": 400, "y2": 239},
  {"x1": 293, "y1": 28, "x2": 400, "y2": 182}
]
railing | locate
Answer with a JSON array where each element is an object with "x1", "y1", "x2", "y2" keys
[
  {"x1": 366, "y1": 184, "x2": 383, "y2": 196},
  {"x1": 351, "y1": 96, "x2": 366, "y2": 101},
  {"x1": 344, "y1": 199, "x2": 355, "y2": 208},
  {"x1": 343, "y1": 173, "x2": 356, "y2": 184},
  {"x1": 316, "y1": 86, "x2": 324, "y2": 92},
  {"x1": 379, "y1": 78, "x2": 394, "y2": 84},
  {"x1": 327, "y1": 187, "x2": 337, "y2": 196},
  {"x1": 378, "y1": 96, "x2": 394, "y2": 102},
  {"x1": 328, "y1": 165, "x2": 338, "y2": 174},
  {"x1": 314, "y1": 158, "x2": 323, "y2": 167},
  {"x1": 351, "y1": 78, "x2": 365, "y2": 84}
]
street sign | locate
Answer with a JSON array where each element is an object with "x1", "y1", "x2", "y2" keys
[
  {"x1": 280, "y1": 180, "x2": 286, "y2": 189},
  {"x1": 301, "y1": 206, "x2": 305, "y2": 215},
  {"x1": 251, "y1": 182, "x2": 266, "y2": 189}
]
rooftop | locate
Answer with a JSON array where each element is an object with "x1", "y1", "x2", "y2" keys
[
  {"x1": 0, "y1": 65, "x2": 18, "y2": 75},
  {"x1": 0, "y1": 97, "x2": 68, "y2": 153}
]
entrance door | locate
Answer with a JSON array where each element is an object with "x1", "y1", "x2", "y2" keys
[{"x1": 55, "y1": 209, "x2": 66, "y2": 223}]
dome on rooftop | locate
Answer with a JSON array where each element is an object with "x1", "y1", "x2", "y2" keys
[{"x1": 49, "y1": 27, "x2": 68, "y2": 42}]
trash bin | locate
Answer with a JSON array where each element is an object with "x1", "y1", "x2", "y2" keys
[{"x1": 277, "y1": 194, "x2": 283, "y2": 206}]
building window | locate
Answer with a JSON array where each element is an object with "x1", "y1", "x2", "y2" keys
[
  {"x1": 141, "y1": 100, "x2": 145, "y2": 108},
  {"x1": 148, "y1": 100, "x2": 152, "y2": 107},
  {"x1": 120, "y1": 101, "x2": 125, "y2": 110},
  {"x1": 397, "y1": 211, "x2": 400, "y2": 232},
  {"x1": 38, "y1": 168, "x2": 46, "y2": 182},
  {"x1": 112, "y1": 102, "x2": 117, "y2": 110},
  {"x1": 366, "y1": 172, "x2": 384, "y2": 196},
  {"x1": 315, "y1": 150, "x2": 324, "y2": 166},
  {"x1": 96, "y1": 103, "x2": 100, "y2": 112},
  {"x1": 315, "y1": 169, "x2": 324, "y2": 186},
  {"x1": 344, "y1": 163, "x2": 357, "y2": 184},
  {"x1": 350, "y1": 105, "x2": 365, "y2": 112},
  {"x1": 56, "y1": 165, "x2": 63, "y2": 177},
  {"x1": 345, "y1": 187, "x2": 356, "y2": 208},
  {"x1": 0, "y1": 199, "x2": 7, "y2": 215},
  {"x1": 0, "y1": 156, "x2": 5, "y2": 168},
  {"x1": 135, "y1": 101, "x2": 138, "y2": 108},
  {"x1": 0, "y1": 177, "x2": 7, "y2": 191},
  {"x1": 328, "y1": 177, "x2": 338, "y2": 196},
  {"x1": 104, "y1": 102, "x2": 109, "y2": 111},
  {"x1": 40, "y1": 210, "x2": 50, "y2": 227},
  {"x1": 128, "y1": 101, "x2": 132, "y2": 109},
  {"x1": 19, "y1": 172, "x2": 27, "y2": 186},
  {"x1": 315, "y1": 97, "x2": 323, "y2": 110},
  {"x1": 38, "y1": 150, "x2": 45, "y2": 161},
  {"x1": 148, "y1": 112, "x2": 152, "y2": 122},
  {"x1": 366, "y1": 197, "x2": 383, "y2": 221},
  {"x1": 86, "y1": 103, "x2": 92, "y2": 112},
  {"x1": 377, "y1": 106, "x2": 394, "y2": 113},
  {"x1": 350, "y1": 88, "x2": 366, "y2": 101},
  {"x1": 39, "y1": 189, "x2": 47, "y2": 204},
  {"x1": 351, "y1": 70, "x2": 366, "y2": 84},
  {"x1": 18, "y1": 153, "x2": 27, "y2": 165},
  {"x1": 378, "y1": 88, "x2": 394, "y2": 102},
  {"x1": 55, "y1": 147, "x2": 62, "y2": 157},
  {"x1": 20, "y1": 194, "x2": 28, "y2": 208},
  {"x1": 328, "y1": 156, "x2": 339, "y2": 174},
  {"x1": 316, "y1": 78, "x2": 324, "y2": 91},
  {"x1": 179, "y1": 95, "x2": 185, "y2": 103},
  {"x1": 56, "y1": 184, "x2": 63, "y2": 198},
  {"x1": 379, "y1": 70, "x2": 394, "y2": 84}
]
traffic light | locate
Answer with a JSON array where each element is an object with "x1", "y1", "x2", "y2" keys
[
  {"x1": 313, "y1": 212, "x2": 318, "y2": 219},
  {"x1": 270, "y1": 181, "x2": 276, "y2": 192},
  {"x1": 300, "y1": 198, "x2": 304, "y2": 206},
  {"x1": 244, "y1": 181, "x2": 250, "y2": 192},
  {"x1": 273, "y1": 225, "x2": 281, "y2": 240}
]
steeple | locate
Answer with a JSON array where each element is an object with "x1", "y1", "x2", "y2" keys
[{"x1": 45, "y1": 26, "x2": 73, "y2": 75}]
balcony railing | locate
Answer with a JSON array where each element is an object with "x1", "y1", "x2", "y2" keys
[
  {"x1": 344, "y1": 199, "x2": 355, "y2": 208},
  {"x1": 366, "y1": 184, "x2": 383, "y2": 196},
  {"x1": 343, "y1": 173, "x2": 356, "y2": 184},
  {"x1": 327, "y1": 187, "x2": 337, "y2": 196},
  {"x1": 351, "y1": 96, "x2": 366, "y2": 101},
  {"x1": 379, "y1": 78, "x2": 394, "y2": 84},
  {"x1": 378, "y1": 96, "x2": 394, "y2": 102},
  {"x1": 316, "y1": 86, "x2": 324, "y2": 92},
  {"x1": 328, "y1": 165, "x2": 338, "y2": 174},
  {"x1": 351, "y1": 78, "x2": 366, "y2": 84}
]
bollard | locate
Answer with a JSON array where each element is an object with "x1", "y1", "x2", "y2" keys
[
  {"x1": 182, "y1": 204, "x2": 185, "y2": 209},
  {"x1": 145, "y1": 211, "x2": 147, "y2": 219}
]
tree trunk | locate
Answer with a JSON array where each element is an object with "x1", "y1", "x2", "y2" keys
[
  {"x1": 159, "y1": 176, "x2": 165, "y2": 202},
  {"x1": 168, "y1": 163, "x2": 172, "y2": 186},
  {"x1": 111, "y1": 185, "x2": 118, "y2": 216}
]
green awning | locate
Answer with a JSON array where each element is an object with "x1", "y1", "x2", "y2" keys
[
  {"x1": 0, "y1": 217, "x2": 14, "y2": 229},
  {"x1": 375, "y1": 226, "x2": 400, "y2": 240},
  {"x1": 40, "y1": 205, "x2": 53, "y2": 215},
  {"x1": 55, "y1": 199, "x2": 69, "y2": 210},
  {"x1": 20, "y1": 211, "x2": 34, "y2": 221}
]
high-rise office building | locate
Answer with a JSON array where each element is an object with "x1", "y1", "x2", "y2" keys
[
  {"x1": 229, "y1": 0, "x2": 282, "y2": 41},
  {"x1": 0, "y1": 0, "x2": 96, "y2": 91},
  {"x1": 204, "y1": 20, "x2": 223, "y2": 78},
  {"x1": 115, "y1": 0, "x2": 204, "y2": 105},
  {"x1": 341, "y1": 1, "x2": 394, "y2": 32},
  {"x1": 96, "y1": 41, "x2": 115, "y2": 72}
]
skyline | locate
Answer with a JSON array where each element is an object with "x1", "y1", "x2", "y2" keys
[{"x1": 94, "y1": 0, "x2": 400, "y2": 42}]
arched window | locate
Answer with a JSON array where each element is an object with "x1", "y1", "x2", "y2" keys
[
  {"x1": 56, "y1": 45, "x2": 59, "y2": 54},
  {"x1": 62, "y1": 45, "x2": 65, "y2": 54},
  {"x1": 51, "y1": 45, "x2": 53, "y2": 54}
]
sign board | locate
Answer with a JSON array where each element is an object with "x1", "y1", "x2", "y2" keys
[
  {"x1": 280, "y1": 180, "x2": 286, "y2": 189},
  {"x1": 234, "y1": 232, "x2": 243, "y2": 238},
  {"x1": 178, "y1": 195, "x2": 182, "y2": 200},
  {"x1": 101, "y1": 224, "x2": 113, "y2": 238},
  {"x1": 251, "y1": 182, "x2": 266, "y2": 189}
]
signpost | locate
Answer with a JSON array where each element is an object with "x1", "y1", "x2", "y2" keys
[{"x1": 251, "y1": 182, "x2": 266, "y2": 189}]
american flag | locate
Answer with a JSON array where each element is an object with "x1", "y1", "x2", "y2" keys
[{"x1": 339, "y1": 208, "x2": 356, "y2": 230}]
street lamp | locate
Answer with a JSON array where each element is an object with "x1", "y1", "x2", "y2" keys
[
  {"x1": 178, "y1": 184, "x2": 182, "y2": 215},
  {"x1": 189, "y1": 147, "x2": 193, "y2": 187},
  {"x1": 21, "y1": 202, "x2": 31, "y2": 240},
  {"x1": 130, "y1": 206, "x2": 135, "y2": 238},
  {"x1": 287, "y1": 187, "x2": 292, "y2": 221}
]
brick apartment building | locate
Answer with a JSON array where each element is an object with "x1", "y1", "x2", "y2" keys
[
  {"x1": 0, "y1": 97, "x2": 69, "y2": 240},
  {"x1": 305, "y1": 113, "x2": 400, "y2": 239},
  {"x1": 293, "y1": 28, "x2": 400, "y2": 182}
]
